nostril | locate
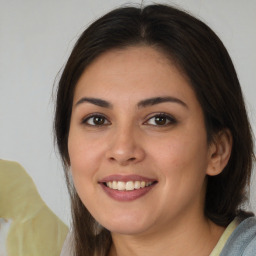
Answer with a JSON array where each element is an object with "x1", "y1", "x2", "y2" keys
[
  {"x1": 109, "y1": 157, "x2": 116, "y2": 162},
  {"x1": 108, "y1": 156, "x2": 136, "y2": 161}
]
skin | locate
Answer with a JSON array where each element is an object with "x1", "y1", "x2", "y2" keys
[{"x1": 68, "y1": 46, "x2": 232, "y2": 256}]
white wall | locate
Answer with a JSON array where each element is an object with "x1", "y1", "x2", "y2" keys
[{"x1": 1, "y1": 0, "x2": 255, "y2": 226}]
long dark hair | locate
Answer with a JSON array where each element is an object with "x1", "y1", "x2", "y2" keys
[{"x1": 54, "y1": 4, "x2": 254, "y2": 256}]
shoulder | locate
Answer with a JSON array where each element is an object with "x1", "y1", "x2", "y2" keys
[{"x1": 220, "y1": 216, "x2": 256, "y2": 256}]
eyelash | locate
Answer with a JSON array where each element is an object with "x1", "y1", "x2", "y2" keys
[
  {"x1": 144, "y1": 113, "x2": 177, "y2": 126},
  {"x1": 81, "y1": 113, "x2": 177, "y2": 127},
  {"x1": 81, "y1": 114, "x2": 110, "y2": 127}
]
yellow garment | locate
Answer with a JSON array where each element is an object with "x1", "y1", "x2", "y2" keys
[
  {"x1": 0, "y1": 159, "x2": 68, "y2": 256},
  {"x1": 209, "y1": 218, "x2": 239, "y2": 256}
]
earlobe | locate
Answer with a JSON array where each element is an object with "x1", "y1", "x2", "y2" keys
[{"x1": 206, "y1": 129, "x2": 233, "y2": 176}]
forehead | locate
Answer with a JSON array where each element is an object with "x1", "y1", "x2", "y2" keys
[
  {"x1": 73, "y1": 46, "x2": 197, "y2": 107},
  {"x1": 81, "y1": 46, "x2": 174, "y2": 79}
]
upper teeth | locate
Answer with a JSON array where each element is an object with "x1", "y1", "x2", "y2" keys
[{"x1": 106, "y1": 181, "x2": 153, "y2": 191}]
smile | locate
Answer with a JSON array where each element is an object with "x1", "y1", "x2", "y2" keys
[
  {"x1": 105, "y1": 180, "x2": 154, "y2": 191},
  {"x1": 99, "y1": 175, "x2": 157, "y2": 201}
]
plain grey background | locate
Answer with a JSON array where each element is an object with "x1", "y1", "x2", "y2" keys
[{"x1": 1, "y1": 0, "x2": 255, "y2": 226}]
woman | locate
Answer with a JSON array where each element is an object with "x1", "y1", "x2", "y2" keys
[{"x1": 55, "y1": 4, "x2": 255, "y2": 256}]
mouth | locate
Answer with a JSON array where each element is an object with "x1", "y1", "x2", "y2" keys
[
  {"x1": 99, "y1": 175, "x2": 158, "y2": 201},
  {"x1": 103, "y1": 180, "x2": 157, "y2": 191}
]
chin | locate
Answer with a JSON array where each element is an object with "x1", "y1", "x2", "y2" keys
[
  {"x1": 107, "y1": 224, "x2": 150, "y2": 236},
  {"x1": 99, "y1": 215, "x2": 153, "y2": 236}
]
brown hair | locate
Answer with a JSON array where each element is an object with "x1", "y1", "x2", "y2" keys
[{"x1": 54, "y1": 4, "x2": 254, "y2": 256}]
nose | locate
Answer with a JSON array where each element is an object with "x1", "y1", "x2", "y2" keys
[{"x1": 105, "y1": 125, "x2": 146, "y2": 166}]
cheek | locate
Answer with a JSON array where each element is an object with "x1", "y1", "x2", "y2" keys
[
  {"x1": 68, "y1": 132, "x2": 100, "y2": 192},
  {"x1": 150, "y1": 131, "x2": 209, "y2": 188},
  {"x1": 152, "y1": 136, "x2": 208, "y2": 211},
  {"x1": 68, "y1": 128, "x2": 104, "y2": 169},
  {"x1": 67, "y1": 132, "x2": 109, "y2": 219},
  {"x1": 152, "y1": 132, "x2": 208, "y2": 164},
  {"x1": 68, "y1": 137, "x2": 98, "y2": 205}
]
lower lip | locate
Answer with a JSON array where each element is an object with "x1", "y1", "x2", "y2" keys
[{"x1": 100, "y1": 183, "x2": 156, "y2": 201}]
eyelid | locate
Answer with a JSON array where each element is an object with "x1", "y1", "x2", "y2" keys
[
  {"x1": 143, "y1": 112, "x2": 177, "y2": 126},
  {"x1": 81, "y1": 113, "x2": 111, "y2": 126}
]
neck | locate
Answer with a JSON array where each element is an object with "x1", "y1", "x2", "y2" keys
[{"x1": 108, "y1": 216, "x2": 225, "y2": 256}]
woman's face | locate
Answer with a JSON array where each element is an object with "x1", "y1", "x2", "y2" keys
[{"x1": 68, "y1": 46, "x2": 215, "y2": 235}]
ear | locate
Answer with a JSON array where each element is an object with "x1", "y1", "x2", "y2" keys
[{"x1": 206, "y1": 129, "x2": 233, "y2": 176}]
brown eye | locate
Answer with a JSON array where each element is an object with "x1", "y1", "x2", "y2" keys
[
  {"x1": 155, "y1": 116, "x2": 168, "y2": 125},
  {"x1": 145, "y1": 114, "x2": 176, "y2": 126},
  {"x1": 82, "y1": 115, "x2": 110, "y2": 126},
  {"x1": 93, "y1": 116, "x2": 105, "y2": 125}
]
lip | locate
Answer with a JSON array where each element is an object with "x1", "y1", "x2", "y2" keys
[{"x1": 98, "y1": 174, "x2": 158, "y2": 202}]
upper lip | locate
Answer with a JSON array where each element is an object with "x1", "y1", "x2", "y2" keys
[{"x1": 98, "y1": 174, "x2": 157, "y2": 183}]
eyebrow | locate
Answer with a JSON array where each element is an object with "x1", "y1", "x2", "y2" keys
[
  {"x1": 75, "y1": 96, "x2": 187, "y2": 109},
  {"x1": 137, "y1": 96, "x2": 188, "y2": 108},
  {"x1": 75, "y1": 97, "x2": 113, "y2": 108}
]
